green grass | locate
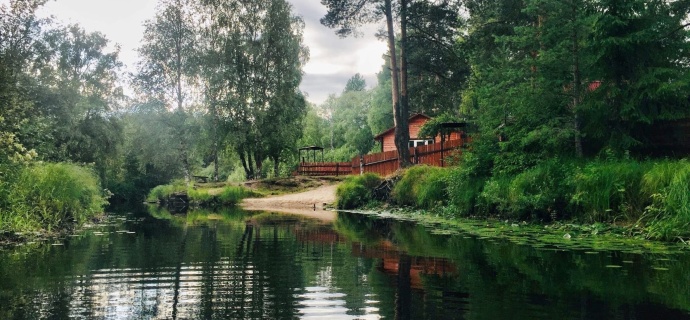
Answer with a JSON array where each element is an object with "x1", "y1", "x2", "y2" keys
[
  {"x1": 218, "y1": 186, "x2": 254, "y2": 206},
  {"x1": 146, "y1": 181, "x2": 256, "y2": 208},
  {"x1": 642, "y1": 161, "x2": 690, "y2": 240},
  {"x1": 391, "y1": 165, "x2": 449, "y2": 209},
  {"x1": 0, "y1": 162, "x2": 108, "y2": 233},
  {"x1": 336, "y1": 173, "x2": 382, "y2": 210},
  {"x1": 571, "y1": 160, "x2": 650, "y2": 222}
]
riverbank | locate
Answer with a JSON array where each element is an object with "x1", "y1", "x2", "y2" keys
[
  {"x1": 336, "y1": 159, "x2": 690, "y2": 242},
  {"x1": 240, "y1": 184, "x2": 338, "y2": 222}
]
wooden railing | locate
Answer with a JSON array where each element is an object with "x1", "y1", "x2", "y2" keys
[
  {"x1": 297, "y1": 139, "x2": 466, "y2": 177},
  {"x1": 297, "y1": 162, "x2": 352, "y2": 176}
]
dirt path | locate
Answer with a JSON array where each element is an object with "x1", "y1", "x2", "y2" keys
[{"x1": 240, "y1": 184, "x2": 338, "y2": 222}]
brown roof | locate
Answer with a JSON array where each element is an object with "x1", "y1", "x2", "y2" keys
[{"x1": 373, "y1": 113, "x2": 431, "y2": 140}]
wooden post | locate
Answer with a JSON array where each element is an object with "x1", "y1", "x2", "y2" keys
[
  {"x1": 440, "y1": 134, "x2": 445, "y2": 167},
  {"x1": 336, "y1": 163, "x2": 339, "y2": 177},
  {"x1": 414, "y1": 147, "x2": 419, "y2": 164}
]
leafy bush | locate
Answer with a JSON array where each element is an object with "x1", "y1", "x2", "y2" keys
[
  {"x1": 480, "y1": 175, "x2": 512, "y2": 215},
  {"x1": 336, "y1": 173, "x2": 382, "y2": 209},
  {"x1": 506, "y1": 159, "x2": 577, "y2": 220},
  {"x1": 2, "y1": 163, "x2": 107, "y2": 231},
  {"x1": 446, "y1": 169, "x2": 485, "y2": 217}
]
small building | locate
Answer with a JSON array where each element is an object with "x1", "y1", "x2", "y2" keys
[{"x1": 373, "y1": 113, "x2": 463, "y2": 152}]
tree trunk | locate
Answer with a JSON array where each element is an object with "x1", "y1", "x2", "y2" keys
[
  {"x1": 272, "y1": 156, "x2": 279, "y2": 177},
  {"x1": 180, "y1": 138, "x2": 191, "y2": 183},
  {"x1": 384, "y1": 0, "x2": 408, "y2": 168},
  {"x1": 211, "y1": 100, "x2": 220, "y2": 182},
  {"x1": 398, "y1": 0, "x2": 411, "y2": 167},
  {"x1": 239, "y1": 147, "x2": 254, "y2": 180},
  {"x1": 253, "y1": 148, "x2": 263, "y2": 180}
]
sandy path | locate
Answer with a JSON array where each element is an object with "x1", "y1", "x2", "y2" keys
[{"x1": 240, "y1": 184, "x2": 338, "y2": 222}]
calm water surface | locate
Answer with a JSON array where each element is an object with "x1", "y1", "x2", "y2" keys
[{"x1": 1, "y1": 206, "x2": 689, "y2": 319}]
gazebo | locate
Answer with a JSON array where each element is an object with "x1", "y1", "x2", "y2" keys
[{"x1": 298, "y1": 146, "x2": 324, "y2": 163}]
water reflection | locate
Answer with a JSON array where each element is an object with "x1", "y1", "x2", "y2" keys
[{"x1": 0, "y1": 207, "x2": 689, "y2": 319}]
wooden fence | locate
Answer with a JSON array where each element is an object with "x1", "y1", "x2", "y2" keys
[
  {"x1": 352, "y1": 139, "x2": 465, "y2": 176},
  {"x1": 296, "y1": 162, "x2": 352, "y2": 176},
  {"x1": 297, "y1": 139, "x2": 465, "y2": 177}
]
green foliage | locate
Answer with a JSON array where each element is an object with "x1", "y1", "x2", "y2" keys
[
  {"x1": 146, "y1": 180, "x2": 187, "y2": 203},
  {"x1": 1, "y1": 163, "x2": 107, "y2": 232},
  {"x1": 643, "y1": 161, "x2": 690, "y2": 240},
  {"x1": 506, "y1": 159, "x2": 577, "y2": 220},
  {"x1": 146, "y1": 181, "x2": 254, "y2": 208},
  {"x1": 392, "y1": 165, "x2": 448, "y2": 209},
  {"x1": 446, "y1": 166, "x2": 486, "y2": 217},
  {"x1": 336, "y1": 173, "x2": 382, "y2": 210},
  {"x1": 571, "y1": 159, "x2": 650, "y2": 222},
  {"x1": 217, "y1": 186, "x2": 252, "y2": 206}
]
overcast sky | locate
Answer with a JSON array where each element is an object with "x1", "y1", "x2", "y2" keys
[{"x1": 26, "y1": 0, "x2": 387, "y2": 105}]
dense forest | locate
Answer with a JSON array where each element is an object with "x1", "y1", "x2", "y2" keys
[{"x1": 2, "y1": 0, "x2": 690, "y2": 236}]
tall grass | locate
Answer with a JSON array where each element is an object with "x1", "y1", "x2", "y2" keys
[
  {"x1": 218, "y1": 186, "x2": 252, "y2": 206},
  {"x1": 146, "y1": 181, "x2": 255, "y2": 207},
  {"x1": 334, "y1": 158, "x2": 690, "y2": 241},
  {"x1": 392, "y1": 166, "x2": 448, "y2": 209},
  {"x1": 1, "y1": 163, "x2": 107, "y2": 232},
  {"x1": 642, "y1": 161, "x2": 690, "y2": 240},
  {"x1": 336, "y1": 173, "x2": 382, "y2": 210},
  {"x1": 571, "y1": 160, "x2": 650, "y2": 222},
  {"x1": 146, "y1": 180, "x2": 187, "y2": 203}
]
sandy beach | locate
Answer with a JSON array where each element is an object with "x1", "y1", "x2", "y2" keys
[{"x1": 240, "y1": 184, "x2": 338, "y2": 222}]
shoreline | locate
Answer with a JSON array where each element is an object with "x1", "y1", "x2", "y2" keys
[{"x1": 240, "y1": 184, "x2": 338, "y2": 222}]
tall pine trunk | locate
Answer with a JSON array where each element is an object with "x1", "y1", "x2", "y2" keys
[
  {"x1": 384, "y1": 0, "x2": 409, "y2": 168},
  {"x1": 398, "y1": 0, "x2": 411, "y2": 167}
]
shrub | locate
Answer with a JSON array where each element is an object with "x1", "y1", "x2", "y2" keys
[
  {"x1": 446, "y1": 166, "x2": 486, "y2": 217},
  {"x1": 4, "y1": 163, "x2": 107, "y2": 231},
  {"x1": 480, "y1": 175, "x2": 512, "y2": 216},
  {"x1": 336, "y1": 173, "x2": 382, "y2": 210},
  {"x1": 506, "y1": 159, "x2": 577, "y2": 220}
]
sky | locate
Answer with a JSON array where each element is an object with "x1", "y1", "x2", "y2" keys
[{"x1": 26, "y1": 0, "x2": 387, "y2": 105}]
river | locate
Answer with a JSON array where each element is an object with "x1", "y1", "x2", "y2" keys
[{"x1": 1, "y1": 206, "x2": 689, "y2": 319}]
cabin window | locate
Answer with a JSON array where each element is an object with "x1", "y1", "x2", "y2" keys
[{"x1": 408, "y1": 139, "x2": 435, "y2": 148}]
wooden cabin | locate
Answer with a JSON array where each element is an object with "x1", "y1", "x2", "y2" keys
[{"x1": 373, "y1": 114, "x2": 463, "y2": 152}]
